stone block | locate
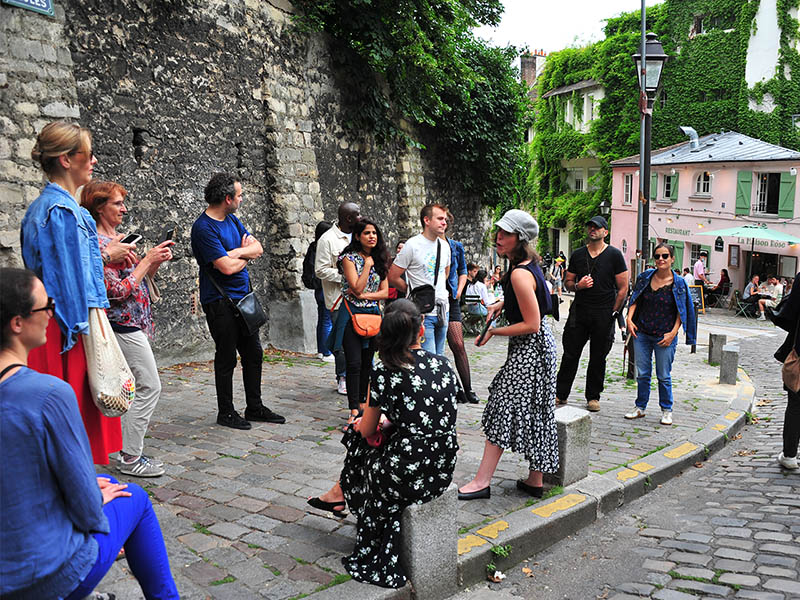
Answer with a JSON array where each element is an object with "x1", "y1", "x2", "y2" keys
[
  {"x1": 708, "y1": 333, "x2": 726, "y2": 365},
  {"x1": 544, "y1": 405, "x2": 591, "y2": 487},
  {"x1": 572, "y1": 473, "x2": 624, "y2": 515},
  {"x1": 400, "y1": 484, "x2": 458, "y2": 600},
  {"x1": 719, "y1": 344, "x2": 739, "y2": 385},
  {"x1": 267, "y1": 290, "x2": 317, "y2": 353}
]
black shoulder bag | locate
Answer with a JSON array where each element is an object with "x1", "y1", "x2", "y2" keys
[
  {"x1": 206, "y1": 266, "x2": 267, "y2": 336},
  {"x1": 408, "y1": 239, "x2": 440, "y2": 313}
]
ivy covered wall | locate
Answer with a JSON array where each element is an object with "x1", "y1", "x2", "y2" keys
[{"x1": 533, "y1": 0, "x2": 800, "y2": 251}]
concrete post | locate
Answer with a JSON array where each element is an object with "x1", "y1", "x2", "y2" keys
[
  {"x1": 708, "y1": 333, "x2": 727, "y2": 366},
  {"x1": 719, "y1": 344, "x2": 739, "y2": 385},
  {"x1": 545, "y1": 406, "x2": 592, "y2": 487}
]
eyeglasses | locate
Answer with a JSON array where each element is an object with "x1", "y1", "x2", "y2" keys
[
  {"x1": 653, "y1": 253, "x2": 671, "y2": 260},
  {"x1": 28, "y1": 298, "x2": 55, "y2": 317}
]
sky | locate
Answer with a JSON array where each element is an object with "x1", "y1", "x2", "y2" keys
[{"x1": 474, "y1": 0, "x2": 664, "y2": 55}]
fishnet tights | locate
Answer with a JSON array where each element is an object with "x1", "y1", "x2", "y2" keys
[{"x1": 447, "y1": 320, "x2": 471, "y2": 392}]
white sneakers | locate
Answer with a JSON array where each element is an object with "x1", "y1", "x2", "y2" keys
[
  {"x1": 758, "y1": 312, "x2": 767, "y2": 321},
  {"x1": 337, "y1": 377, "x2": 347, "y2": 396},
  {"x1": 624, "y1": 407, "x2": 646, "y2": 419},
  {"x1": 777, "y1": 452, "x2": 799, "y2": 470},
  {"x1": 623, "y1": 407, "x2": 673, "y2": 425},
  {"x1": 660, "y1": 410, "x2": 673, "y2": 425}
]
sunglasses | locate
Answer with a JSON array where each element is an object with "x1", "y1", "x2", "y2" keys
[
  {"x1": 653, "y1": 253, "x2": 671, "y2": 260},
  {"x1": 28, "y1": 297, "x2": 55, "y2": 317},
  {"x1": 70, "y1": 149, "x2": 95, "y2": 160}
]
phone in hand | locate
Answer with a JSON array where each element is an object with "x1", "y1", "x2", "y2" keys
[
  {"x1": 476, "y1": 320, "x2": 492, "y2": 345},
  {"x1": 159, "y1": 228, "x2": 175, "y2": 244},
  {"x1": 120, "y1": 233, "x2": 142, "y2": 245}
]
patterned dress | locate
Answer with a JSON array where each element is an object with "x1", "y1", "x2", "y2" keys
[{"x1": 339, "y1": 350, "x2": 459, "y2": 588}]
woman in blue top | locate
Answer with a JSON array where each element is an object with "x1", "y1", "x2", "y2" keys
[
  {"x1": 0, "y1": 268, "x2": 178, "y2": 600},
  {"x1": 332, "y1": 219, "x2": 389, "y2": 423},
  {"x1": 625, "y1": 242, "x2": 697, "y2": 426}
]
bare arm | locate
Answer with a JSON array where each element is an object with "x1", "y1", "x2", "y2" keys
[
  {"x1": 613, "y1": 271, "x2": 629, "y2": 312},
  {"x1": 658, "y1": 313, "x2": 682, "y2": 347},
  {"x1": 477, "y1": 268, "x2": 539, "y2": 346},
  {"x1": 563, "y1": 270, "x2": 577, "y2": 292},
  {"x1": 456, "y1": 274, "x2": 468, "y2": 298},
  {"x1": 229, "y1": 234, "x2": 263, "y2": 260},
  {"x1": 388, "y1": 263, "x2": 407, "y2": 295},
  {"x1": 342, "y1": 255, "x2": 372, "y2": 295}
]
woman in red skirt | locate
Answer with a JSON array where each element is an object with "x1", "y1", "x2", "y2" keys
[{"x1": 20, "y1": 122, "x2": 135, "y2": 464}]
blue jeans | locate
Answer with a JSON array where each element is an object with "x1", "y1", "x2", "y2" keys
[
  {"x1": 315, "y1": 288, "x2": 332, "y2": 356},
  {"x1": 634, "y1": 332, "x2": 677, "y2": 411},
  {"x1": 65, "y1": 475, "x2": 179, "y2": 600},
  {"x1": 422, "y1": 313, "x2": 448, "y2": 355}
]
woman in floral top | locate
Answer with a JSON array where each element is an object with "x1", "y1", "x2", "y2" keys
[
  {"x1": 330, "y1": 219, "x2": 389, "y2": 423},
  {"x1": 81, "y1": 181, "x2": 173, "y2": 478}
]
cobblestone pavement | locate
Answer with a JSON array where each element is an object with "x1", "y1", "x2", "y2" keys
[
  {"x1": 96, "y1": 306, "x2": 778, "y2": 599},
  {"x1": 452, "y1": 329, "x2": 800, "y2": 600}
]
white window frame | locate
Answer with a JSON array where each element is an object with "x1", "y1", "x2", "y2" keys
[
  {"x1": 623, "y1": 174, "x2": 633, "y2": 205},
  {"x1": 695, "y1": 171, "x2": 712, "y2": 196},
  {"x1": 663, "y1": 174, "x2": 672, "y2": 200}
]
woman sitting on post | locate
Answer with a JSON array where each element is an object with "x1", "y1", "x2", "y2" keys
[
  {"x1": 308, "y1": 299, "x2": 459, "y2": 588},
  {"x1": 0, "y1": 268, "x2": 179, "y2": 600},
  {"x1": 624, "y1": 242, "x2": 696, "y2": 426}
]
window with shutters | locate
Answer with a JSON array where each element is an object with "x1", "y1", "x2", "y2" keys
[
  {"x1": 753, "y1": 173, "x2": 780, "y2": 215},
  {"x1": 623, "y1": 174, "x2": 633, "y2": 205},
  {"x1": 663, "y1": 174, "x2": 672, "y2": 199}
]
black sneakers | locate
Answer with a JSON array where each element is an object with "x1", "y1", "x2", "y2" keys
[
  {"x1": 217, "y1": 412, "x2": 252, "y2": 430},
  {"x1": 244, "y1": 406, "x2": 286, "y2": 424}
]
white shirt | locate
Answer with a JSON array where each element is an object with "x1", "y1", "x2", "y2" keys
[
  {"x1": 466, "y1": 280, "x2": 492, "y2": 307},
  {"x1": 314, "y1": 224, "x2": 351, "y2": 310},
  {"x1": 682, "y1": 273, "x2": 694, "y2": 288},
  {"x1": 393, "y1": 234, "x2": 451, "y2": 314}
]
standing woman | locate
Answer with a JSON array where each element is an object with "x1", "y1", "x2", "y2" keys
[
  {"x1": 459, "y1": 210, "x2": 559, "y2": 500},
  {"x1": 21, "y1": 121, "x2": 134, "y2": 465},
  {"x1": 774, "y1": 271, "x2": 800, "y2": 470},
  {"x1": 624, "y1": 242, "x2": 696, "y2": 426},
  {"x1": 331, "y1": 219, "x2": 389, "y2": 424},
  {"x1": 81, "y1": 181, "x2": 174, "y2": 477}
]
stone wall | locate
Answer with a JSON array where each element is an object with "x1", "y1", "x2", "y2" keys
[{"x1": 0, "y1": 0, "x2": 493, "y2": 360}]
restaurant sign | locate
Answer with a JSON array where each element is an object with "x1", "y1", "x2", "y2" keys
[
  {"x1": 665, "y1": 226, "x2": 691, "y2": 236},
  {"x1": 737, "y1": 237, "x2": 787, "y2": 249}
]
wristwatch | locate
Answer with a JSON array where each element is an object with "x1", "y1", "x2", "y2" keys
[{"x1": 101, "y1": 250, "x2": 111, "y2": 265}]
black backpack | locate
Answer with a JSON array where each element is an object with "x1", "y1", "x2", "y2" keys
[{"x1": 302, "y1": 242, "x2": 320, "y2": 290}]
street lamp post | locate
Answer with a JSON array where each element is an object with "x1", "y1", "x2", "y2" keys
[{"x1": 632, "y1": 28, "x2": 668, "y2": 275}]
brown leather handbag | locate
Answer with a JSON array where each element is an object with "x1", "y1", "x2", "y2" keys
[{"x1": 344, "y1": 298, "x2": 382, "y2": 338}]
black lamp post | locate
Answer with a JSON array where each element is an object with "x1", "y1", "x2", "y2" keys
[
  {"x1": 631, "y1": 30, "x2": 668, "y2": 273},
  {"x1": 599, "y1": 200, "x2": 610, "y2": 216}
]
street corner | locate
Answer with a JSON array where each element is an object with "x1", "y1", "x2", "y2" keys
[
  {"x1": 601, "y1": 464, "x2": 651, "y2": 504},
  {"x1": 705, "y1": 408, "x2": 748, "y2": 441},
  {"x1": 571, "y1": 473, "x2": 625, "y2": 516}
]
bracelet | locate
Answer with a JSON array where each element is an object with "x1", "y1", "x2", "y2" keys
[{"x1": 101, "y1": 250, "x2": 110, "y2": 265}]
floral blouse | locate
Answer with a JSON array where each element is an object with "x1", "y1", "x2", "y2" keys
[
  {"x1": 98, "y1": 234, "x2": 154, "y2": 337},
  {"x1": 636, "y1": 282, "x2": 677, "y2": 337},
  {"x1": 339, "y1": 251, "x2": 381, "y2": 309}
]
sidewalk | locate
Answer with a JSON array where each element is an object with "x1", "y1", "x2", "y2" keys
[{"x1": 96, "y1": 307, "x2": 777, "y2": 599}]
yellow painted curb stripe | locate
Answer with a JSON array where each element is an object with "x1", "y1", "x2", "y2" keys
[
  {"x1": 711, "y1": 423, "x2": 726, "y2": 431},
  {"x1": 724, "y1": 411, "x2": 741, "y2": 421},
  {"x1": 630, "y1": 462, "x2": 654, "y2": 473},
  {"x1": 617, "y1": 468, "x2": 640, "y2": 482},
  {"x1": 531, "y1": 493, "x2": 586, "y2": 517},
  {"x1": 458, "y1": 534, "x2": 488, "y2": 555},
  {"x1": 476, "y1": 520, "x2": 509, "y2": 539},
  {"x1": 664, "y1": 442, "x2": 698, "y2": 459}
]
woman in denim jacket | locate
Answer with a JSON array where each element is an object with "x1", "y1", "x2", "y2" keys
[{"x1": 625, "y1": 242, "x2": 696, "y2": 426}]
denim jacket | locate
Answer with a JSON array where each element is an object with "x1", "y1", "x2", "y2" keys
[
  {"x1": 447, "y1": 238, "x2": 467, "y2": 300},
  {"x1": 21, "y1": 183, "x2": 109, "y2": 352},
  {"x1": 628, "y1": 269, "x2": 696, "y2": 345}
]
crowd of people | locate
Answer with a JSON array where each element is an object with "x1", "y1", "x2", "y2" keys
[{"x1": 2, "y1": 120, "x2": 798, "y2": 597}]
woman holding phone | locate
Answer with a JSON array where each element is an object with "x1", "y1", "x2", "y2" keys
[
  {"x1": 81, "y1": 180, "x2": 174, "y2": 477},
  {"x1": 458, "y1": 210, "x2": 559, "y2": 500}
]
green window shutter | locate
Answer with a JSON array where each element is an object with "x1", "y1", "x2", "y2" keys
[
  {"x1": 669, "y1": 240, "x2": 684, "y2": 269},
  {"x1": 778, "y1": 172, "x2": 796, "y2": 219},
  {"x1": 701, "y1": 245, "x2": 712, "y2": 268},
  {"x1": 735, "y1": 171, "x2": 752, "y2": 215},
  {"x1": 670, "y1": 173, "x2": 679, "y2": 202},
  {"x1": 650, "y1": 173, "x2": 658, "y2": 201}
]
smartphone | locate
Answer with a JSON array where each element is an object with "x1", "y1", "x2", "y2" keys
[
  {"x1": 120, "y1": 233, "x2": 142, "y2": 245},
  {"x1": 476, "y1": 320, "x2": 492, "y2": 345},
  {"x1": 159, "y1": 228, "x2": 175, "y2": 244}
]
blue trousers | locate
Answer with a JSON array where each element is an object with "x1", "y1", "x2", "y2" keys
[
  {"x1": 634, "y1": 332, "x2": 677, "y2": 411},
  {"x1": 315, "y1": 288, "x2": 333, "y2": 356},
  {"x1": 65, "y1": 476, "x2": 178, "y2": 600},
  {"x1": 422, "y1": 313, "x2": 448, "y2": 355}
]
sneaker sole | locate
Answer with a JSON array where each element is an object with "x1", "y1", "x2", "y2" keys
[
  {"x1": 246, "y1": 416, "x2": 286, "y2": 424},
  {"x1": 216, "y1": 420, "x2": 252, "y2": 430},
  {"x1": 625, "y1": 413, "x2": 646, "y2": 419},
  {"x1": 117, "y1": 464, "x2": 165, "y2": 477}
]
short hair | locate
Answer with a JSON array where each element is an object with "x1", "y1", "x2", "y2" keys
[
  {"x1": 467, "y1": 262, "x2": 478, "y2": 271},
  {"x1": 204, "y1": 173, "x2": 238, "y2": 205},
  {"x1": 80, "y1": 180, "x2": 127, "y2": 221},
  {"x1": 0, "y1": 268, "x2": 37, "y2": 350},
  {"x1": 419, "y1": 203, "x2": 447, "y2": 228},
  {"x1": 31, "y1": 121, "x2": 92, "y2": 176}
]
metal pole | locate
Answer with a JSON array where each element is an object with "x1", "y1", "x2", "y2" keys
[
  {"x1": 642, "y1": 104, "x2": 652, "y2": 264},
  {"x1": 636, "y1": 0, "x2": 647, "y2": 276}
]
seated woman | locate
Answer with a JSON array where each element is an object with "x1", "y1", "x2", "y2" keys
[
  {"x1": 0, "y1": 268, "x2": 178, "y2": 600},
  {"x1": 307, "y1": 299, "x2": 459, "y2": 588},
  {"x1": 706, "y1": 268, "x2": 730, "y2": 304},
  {"x1": 466, "y1": 269, "x2": 492, "y2": 316}
]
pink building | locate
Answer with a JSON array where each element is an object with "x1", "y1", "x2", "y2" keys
[{"x1": 610, "y1": 131, "x2": 800, "y2": 293}]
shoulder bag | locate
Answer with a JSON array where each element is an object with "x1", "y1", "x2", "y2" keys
[
  {"x1": 408, "y1": 239, "x2": 440, "y2": 313},
  {"x1": 82, "y1": 307, "x2": 135, "y2": 417},
  {"x1": 206, "y1": 267, "x2": 266, "y2": 337},
  {"x1": 343, "y1": 298, "x2": 382, "y2": 337},
  {"x1": 782, "y1": 317, "x2": 800, "y2": 393}
]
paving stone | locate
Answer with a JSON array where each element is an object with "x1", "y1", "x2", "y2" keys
[
  {"x1": 674, "y1": 567, "x2": 715, "y2": 581},
  {"x1": 734, "y1": 591, "x2": 786, "y2": 600},
  {"x1": 669, "y1": 579, "x2": 732, "y2": 597},
  {"x1": 762, "y1": 578, "x2": 800, "y2": 595},
  {"x1": 227, "y1": 496, "x2": 269, "y2": 513},
  {"x1": 171, "y1": 495, "x2": 211, "y2": 510},
  {"x1": 177, "y1": 532, "x2": 222, "y2": 553},
  {"x1": 202, "y1": 545, "x2": 249, "y2": 567},
  {"x1": 711, "y1": 517, "x2": 749, "y2": 527},
  {"x1": 640, "y1": 528, "x2": 676, "y2": 539},
  {"x1": 755, "y1": 554, "x2": 797, "y2": 568},
  {"x1": 642, "y1": 559, "x2": 676, "y2": 573},
  {"x1": 257, "y1": 550, "x2": 299, "y2": 577},
  {"x1": 676, "y1": 533, "x2": 713, "y2": 544},
  {"x1": 152, "y1": 487, "x2": 181, "y2": 503},
  {"x1": 668, "y1": 551, "x2": 712, "y2": 567},
  {"x1": 198, "y1": 488, "x2": 239, "y2": 503},
  {"x1": 755, "y1": 565, "x2": 796, "y2": 578},
  {"x1": 241, "y1": 531, "x2": 286, "y2": 551},
  {"x1": 237, "y1": 513, "x2": 281, "y2": 533},
  {"x1": 714, "y1": 558, "x2": 756, "y2": 573},
  {"x1": 715, "y1": 527, "x2": 753, "y2": 538},
  {"x1": 207, "y1": 522, "x2": 251, "y2": 540},
  {"x1": 228, "y1": 557, "x2": 276, "y2": 587},
  {"x1": 182, "y1": 559, "x2": 227, "y2": 585},
  {"x1": 717, "y1": 573, "x2": 761, "y2": 587},
  {"x1": 715, "y1": 548, "x2": 756, "y2": 561},
  {"x1": 286, "y1": 563, "x2": 333, "y2": 585},
  {"x1": 277, "y1": 540, "x2": 329, "y2": 563},
  {"x1": 753, "y1": 531, "x2": 793, "y2": 542},
  {"x1": 661, "y1": 540, "x2": 711, "y2": 554},
  {"x1": 646, "y1": 572, "x2": 673, "y2": 587},
  {"x1": 206, "y1": 505, "x2": 249, "y2": 522},
  {"x1": 260, "y1": 504, "x2": 305, "y2": 523},
  {"x1": 653, "y1": 589, "x2": 700, "y2": 600},
  {"x1": 297, "y1": 514, "x2": 341, "y2": 533},
  {"x1": 718, "y1": 538, "x2": 757, "y2": 550},
  {"x1": 759, "y1": 543, "x2": 800, "y2": 557}
]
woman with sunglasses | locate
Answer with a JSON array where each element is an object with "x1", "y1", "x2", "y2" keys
[
  {"x1": 625, "y1": 243, "x2": 696, "y2": 425},
  {"x1": 21, "y1": 121, "x2": 136, "y2": 465}
]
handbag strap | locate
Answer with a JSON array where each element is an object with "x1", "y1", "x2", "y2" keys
[
  {"x1": 433, "y1": 239, "x2": 441, "y2": 287},
  {"x1": 0, "y1": 363, "x2": 26, "y2": 381},
  {"x1": 204, "y1": 264, "x2": 253, "y2": 303}
]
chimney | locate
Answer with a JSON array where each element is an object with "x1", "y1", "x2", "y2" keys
[{"x1": 521, "y1": 53, "x2": 538, "y2": 88}]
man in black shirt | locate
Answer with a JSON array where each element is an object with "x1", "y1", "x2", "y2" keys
[{"x1": 556, "y1": 216, "x2": 629, "y2": 412}]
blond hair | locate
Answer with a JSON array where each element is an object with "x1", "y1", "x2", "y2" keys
[{"x1": 31, "y1": 121, "x2": 92, "y2": 175}]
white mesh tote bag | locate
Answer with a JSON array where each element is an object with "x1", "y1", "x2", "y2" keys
[{"x1": 82, "y1": 307, "x2": 135, "y2": 417}]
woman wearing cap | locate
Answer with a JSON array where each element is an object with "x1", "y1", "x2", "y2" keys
[{"x1": 458, "y1": 210, "x2": 559, "y2": 500}]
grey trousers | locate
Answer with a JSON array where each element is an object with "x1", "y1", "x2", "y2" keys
[{"x1": 115, "y1": 329, "x2": 162, "y2": 457}]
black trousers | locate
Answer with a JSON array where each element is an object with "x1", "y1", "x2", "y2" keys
[
  {"x1": 556, "y1": 307, "x2": 615, "y2": 401},
  {"x1": 203, "y1": 299, "x2": 264, "y2": 416},
  {"x1": 341, "y1": 320, "x2": 375, "y2": 411},
  {"x1": 785, "y1": 388, "x2": 800, "y2": 458}
]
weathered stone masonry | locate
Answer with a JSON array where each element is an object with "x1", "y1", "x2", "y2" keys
[{"x1": 0, "y1": 0, "x2": 492, "y2": 360}]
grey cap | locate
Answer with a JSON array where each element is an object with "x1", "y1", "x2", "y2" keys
[
  {"x1": 495, "y1": 209, "x2": 539, "y2": 242},
  {"x1": 587, "y1": 215, "x2": 608, "y2": 229}
]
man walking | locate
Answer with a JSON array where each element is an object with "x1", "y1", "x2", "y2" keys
[
  {"x1": 191, "y1": 173, "x2": 285, "y2": 430},
  {"x1": 315, "y1": 202, "x2": 361, "y2": 395},
  {"x1": 389, "y1": 204, "x2": 450, "y2": 355},
  {"x1": 556, "y1": 215, "x2": 628, "y2": 412}
]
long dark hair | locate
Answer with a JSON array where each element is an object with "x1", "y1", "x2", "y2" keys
[
  {"x1": 498, "y1": 235, "x2": 540, "y2": 288},
  {"x1": 339, "y1": 218, "x2": 390, "y2": 279},
  {"x1": 0, "y1": 268, "x2": 37, "y2": 350},
  {"x1": 474, "y1": 269, "x2": 487, "y2": 284},
  {"x1": 377, "y1": 299, "x2": 422, "y2": 371}
]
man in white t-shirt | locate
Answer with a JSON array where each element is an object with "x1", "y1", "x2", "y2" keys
[
  {"x1": 758, "y1": 275, "x2": 784, "y2": 320},
  {"x1": 389, "y1": 204, "x2": 451, "y2": 354}
]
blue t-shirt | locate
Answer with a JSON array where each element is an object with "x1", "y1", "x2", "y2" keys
[{"x1": 191, "y1": 212, "x2": 252, "y2": 304}]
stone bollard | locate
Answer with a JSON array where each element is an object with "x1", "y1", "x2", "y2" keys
[
  {"x1": 708, "y1": 333, "x2": 727, "y2": 366},
  {"x1": 401, "y1": 483, "x2": 458, "y2": 600},
  {"x1": 719, "y1": 343, "x2": 739, "y2": 385},
  {"x1": 545, "y1": 405, "x2": 592, "y2": 487}
]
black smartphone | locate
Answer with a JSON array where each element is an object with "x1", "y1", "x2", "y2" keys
[
  {"x1": 120, "y1": 233, "x2": 142, "y2": 245},
  {"x1": 476, "y1": 320, "x2": 492, "y2": 345},
  {"x1": 159, "y1": 228, "x2": 175, "y2": 244}
]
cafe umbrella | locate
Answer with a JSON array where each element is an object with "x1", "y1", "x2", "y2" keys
[{"x1": 697, "y1": 223, "x2": 800, "y2": 280}]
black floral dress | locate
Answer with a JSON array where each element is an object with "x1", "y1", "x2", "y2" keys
[{"x1": 339, "y1": 349, "x2": 459, "y2": 588}]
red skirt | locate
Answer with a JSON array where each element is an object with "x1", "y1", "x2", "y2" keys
[{"x1": 28, "y1": 319, "x2": 122, "y2": 464}]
